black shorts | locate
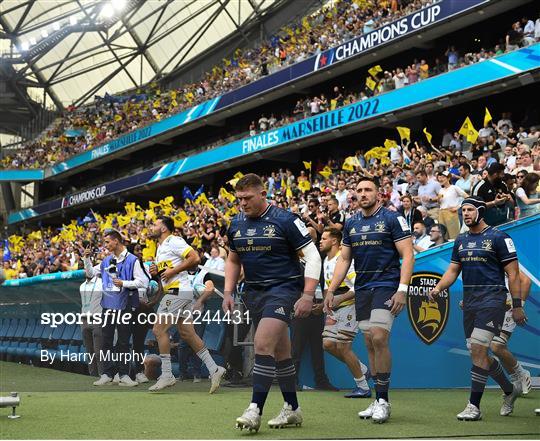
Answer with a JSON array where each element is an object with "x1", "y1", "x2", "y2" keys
[
  {"x1": 244, "y1": 278, "x2": 303, "y2": 327},
  {"x1": 355, "y1": 287, "x2": 396, "y2": 322},
  {"x1": 463, "y1": 307, "x2": 505, "y2": 339}
]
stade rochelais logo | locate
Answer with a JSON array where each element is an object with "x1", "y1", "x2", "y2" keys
[{"x1": 407, "y1": 272, "x2": 449, "y2": 345}]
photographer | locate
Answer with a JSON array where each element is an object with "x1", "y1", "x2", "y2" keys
[{"x1": 84, "y1": 229, "x2": 148, "y2": 387}]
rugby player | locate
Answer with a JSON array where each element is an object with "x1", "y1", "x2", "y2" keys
[
  {"x1": 223, "y1": 174, "x2": 322, "y2": 432},
  {"x1": 490, "y1": 271, "x2": 532, "y2": 395},
  {"x1": 148, "y1": 216, "x2": 225, "y2": 392},
  {"x1": 319, "y1": 227, "x2": 371, "y2": 398},
  {"x1": 430, "y1": 196, "x2": 525, "y2": 420},
  {"x1": 325, "y1": 178, "x2": 414, "y2": 424}
]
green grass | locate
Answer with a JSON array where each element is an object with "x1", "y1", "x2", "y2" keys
[{"x1": 0, "y1": 361, "x2": 539, "y2": 439}]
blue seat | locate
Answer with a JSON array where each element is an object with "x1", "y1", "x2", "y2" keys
[
  {"x1": 71, "y1": 326, "x2": 83, "y2": 344},
  {"x1": 21, "y1": 323, "x2": 47, "y2": 358},
  {"x1": 4, "y1": 319, "x2": 28, "y2": 358},
  {"x1": 0, "y1": 318, "x2": 10, "y2": 338},
  {"x1": 8, "y1": 319, "x2": 35, "y2": 357},
  {"x1": 202, "y1": 321, "x2": 226, "y2": 352}
]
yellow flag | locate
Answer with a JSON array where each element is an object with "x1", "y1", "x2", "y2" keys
[
  {"x1": 302, "y1": 17, "x2": 311, "y2": 30},
  {"x1": 114, "y1": 114, "x2": 123, "y2": 122},
  {"x1": 396, "y1": 126, "x2": 410, "y2": 142},
  {"x1": 484, "y1": 107, "x2": 492, "y2": 127},
  {"x1": 145, "y1": 208, "x2": 156, "y2": 222},
  {"x1": 319, "y1": 165, "x2": 332, "y2": 179},
  {"x1": 234, "y1": 171, "x2": 244, "y2": 180},
  {"x1": 459, "y1": 116, "x2": 478, "y2": 143},
  {"x1": 423, "y1": 127, "x2": 433, "y2": 145},
  {"x1": 303, "y1": 161, "x2": 312, "y2": 170},
  {"x1": 148, "y1": 201, "x2": 160, "y2": 209},
  {"x1": 117, "y1": 215, "x2": 131, "y2": 227},
  {"x1": 124, "y1": 202, "x2": 136, "y2": 216},
  {"x1": 345, "y1": 156, "x2": 361, "y2": 167},
  {"x1": 298, "y1": 180, "x2": 311, "y2": 193},
  {"x1": 330, "y1": 99, "x2": 337, "y2": 110},
  {"x1": 368, "y1": 65, "x2": 383, "y2": 78},
  {"x1": 173, "y1": 210, "x2": 190, "y2": 228},
  {"x1": 142, "y1": 240, "x2": 156, "y2": 261},
  {"x1": 219, "y1": 187, "x2": 236, "y2": 203},
  {"x1": 384, "y1": 139, "x2": 397, "y2": 149},
  {"x1": 195, "y1": 193, "x2": 216, "y2": 210},
  {"x1": 227, "y1": 177, "x2": 240, "y2": 188},
  {"x1": 159, "y1": 196, "x2": 174, "y2": 207},
  {"x1": 191, "y1": 235, "x2": 202, "y2": 249},
  {"x1": 458, "y1": 116, "x2": 474, "y2": 136},
  {"x1": 342, "y1": 162, "x2": 354, "y2": 172},
  {"x1": 365, "y1": 76, "x2": 376, "y2": 91},
  {"x1": 286, "y1": 185, "x2": 293, "y2": 198}
]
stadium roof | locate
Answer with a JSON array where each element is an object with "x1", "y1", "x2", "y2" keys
[{"x1": 0, "y1": 0, "x2": 283, "y2": 110}]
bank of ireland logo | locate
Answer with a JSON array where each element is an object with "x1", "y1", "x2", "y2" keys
[{"x1": 407, "y1": 272, "x2": 449, "y2": 345}]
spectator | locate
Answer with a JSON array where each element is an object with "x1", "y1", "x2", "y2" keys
[
  {"x1": 415, "y1": 170, "x2": 442, "y2": 221},
  {"x1": 515, "y1": 173, "x2": 540, "y2": 218},
  {"x1": 428, "y1": 224, "x2": 448, "y2": 248},
  {"x1": 506, "y1": 22, "x2": 522, "y2": 52},
  {"x1": 399, "y1": 194, "x2": 422, "y2": 230},
  {"x1": 437, "y1": 171, "x2": 468, "y2": 239},
  {"x1": 472, "y1": 163, "x2": 514, "y2": 226},
  {"x1": 412, "y1": 221, "x2": 433, "y2": 254}
]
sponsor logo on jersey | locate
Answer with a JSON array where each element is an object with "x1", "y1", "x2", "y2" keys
[
  {"x1": 407, "y1": 272, "x2": 449, "y2": 345},
  {"x1": 234, "y1": 230, "x2": 241, "y2": 238},
  {"x1": 274, "y1": 307, "x2": 286, "y2": 316},
  {"x1": 467, "y1": 242, "x2": 476, "y2": 248},
  {"x1": 246, "y1": 228, "x2": 257, "y2": 237},
  {"x1": 350, "y1": 227, "x2": 357, "y2": 234},
  {"x1": 361, "y1": 225, "x2": 371, "y2": 232}
]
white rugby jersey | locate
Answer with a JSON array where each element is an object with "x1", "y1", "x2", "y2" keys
[
  {"x1": 156, "y1": 234, "x2": 194, "y2": 291},
  {"x1": 323, "y1": 252, "x2": 355, "y2": 308}
]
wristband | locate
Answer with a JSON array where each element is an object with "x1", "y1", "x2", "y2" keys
[
  {"x1": 512, "y1": 298, "x2": 522, "y2": 308},
  {"x1": 398, "y1": 283, "x2": 409, "y2": 293},
  {"x1": 302, "y1": 293, "x2": 314, "y2": 300}
]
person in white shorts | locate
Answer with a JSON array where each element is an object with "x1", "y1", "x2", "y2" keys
[
  {"x1": 148, "y1": 215, "x2": 225, "y2": 392},
  {"x1": 491, "y1": 271, "x2": 532, "y2": 395},
  {"x1": 320, "y1": 228, "x2": 371, "y2": 399}
]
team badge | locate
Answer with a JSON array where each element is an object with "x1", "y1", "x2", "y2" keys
[
  {"x1": 263, "y1": 225, "x2": 276, "y2": 237},
  {"x1": 407, "y1": 272, "x2": 449, "y2": 345},
  {"x1": 375, "y1": 221, "x2": 386, "y2": 232},
  {"x1": 347, "y1": 314, "x2": 353, "y2": 321},
  {"x1": 481, "y1": 239, "x2": 492, "y2": 250}
]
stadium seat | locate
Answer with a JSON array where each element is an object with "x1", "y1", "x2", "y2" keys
[
  {"x1": 7, "y1": 318, "x2": 36, "y2": 359},
  {"x1": 3, "y1": 319, "x2": 28, "y2": 361},
  {"x1": 21, "y1": 321, "x2": 47, "y2": 360}
]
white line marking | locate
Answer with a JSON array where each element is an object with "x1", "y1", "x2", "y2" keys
[{"x1": 489, "y1": 58, "x2": 523, "y2": 74}]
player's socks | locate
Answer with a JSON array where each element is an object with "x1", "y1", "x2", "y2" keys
[
  {"x1": 196, "y1": 346, "x2": 218, "y2": 374},
  {"x1": 488, "y1": 359, "x2": 513, "y2": 395},
  {"x1": 160, "y1": 354, "x2": 172, "y2": 377},
  {"x1": 513, "y1": 361, "x2": 525, "y2": 377},
  {"x1": 252, "y1": 354, "x2": 276, "y2": 414},
  {"x1": 375, "y1": 372, "x2": 390, "y2": 402},
  {"x1": 276, "y1": 358, "x2": 299, "y2": 410},
  {"x1": 355, "y1": 377, "x2": 369, "y2": 389},
  {"x1": 470, "y1": 365, "x2": 489, "y2": 408}
]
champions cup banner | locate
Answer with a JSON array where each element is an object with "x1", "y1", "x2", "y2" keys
[
  {"x1": 9, "y1": 44, "x2": 540, "y2": 224},
  {"x1": 1, "y1": 0, "x2": 489, "y2": 183}
]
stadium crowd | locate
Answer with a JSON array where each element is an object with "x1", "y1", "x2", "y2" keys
[
  {"x1": 2, "y1": 2, "x2": 539, "y2": 170},
  {"x1": 3, "y1": 109, "x2": 540, "y2": 280}
]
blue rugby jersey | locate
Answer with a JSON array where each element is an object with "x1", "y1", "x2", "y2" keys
[
  {"x1": 342, "y1": 206, "x2": 411, "y2": 290},
  {"x1": 451, "y1": 226, "x2": 517, "y2": 310},
  {"x1": 227, "y1": 205, "x2": 312, "y2": 285}
]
